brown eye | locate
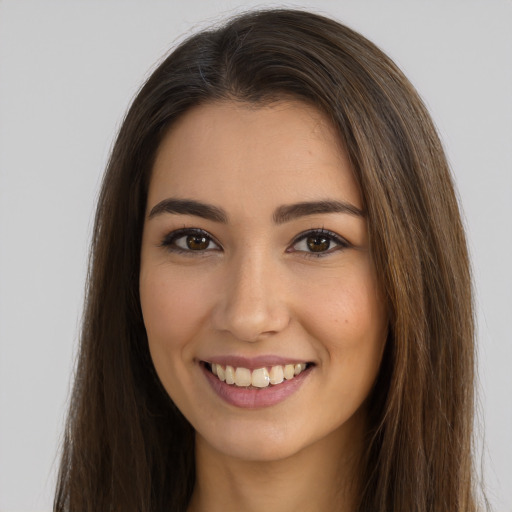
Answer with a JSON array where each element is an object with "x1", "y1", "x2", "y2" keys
[
  {"x1": 162, "y1": 229, "x2": 221, "y2": 253},
  {"x1": 306, "y1": 235, "x2": 330, "y2": 252},
  {"x1": 186, "y1": 234, "x2": 210, "y2": 250},
  {"x1": 289, "y1": 229, "x2": 349, "y2": 257}
]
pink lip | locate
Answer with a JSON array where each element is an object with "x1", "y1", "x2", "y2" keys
[{"x1": 201, "y1": 362, "x2": 312, "y2": 409}]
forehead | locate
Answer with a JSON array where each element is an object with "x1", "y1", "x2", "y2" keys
[{"x1": 148, "y1": 99, "x2": 361, "y2": 213}]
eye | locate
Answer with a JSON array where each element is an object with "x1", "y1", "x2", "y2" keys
[
  {"x1": 289, "y1": 229, "x2": 350, "y2": 257},
  {"x1": 161, "y1": 228, "x2": 221, "y2": 254}
]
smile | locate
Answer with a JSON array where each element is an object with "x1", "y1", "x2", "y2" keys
[
  {"x1": 209, "y1": 362, "x2": 308, "y2": 388},
  {"x1": 201, "y1": 360, "x2": 314, "y2": 408}
]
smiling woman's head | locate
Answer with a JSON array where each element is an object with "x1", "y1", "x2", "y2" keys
[{"x1": 55, "y1": 9, "x2": 476, "y2": 512}]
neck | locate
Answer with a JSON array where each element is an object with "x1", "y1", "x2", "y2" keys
[{"x1": 187, "y1": 415, "x2": 365, "y2": 512}]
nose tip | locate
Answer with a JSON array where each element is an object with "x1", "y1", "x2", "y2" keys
[
  {"x1": 224, "y1": 301, "x2": 286, "y2": 343},
  {"x1": 211, "y1": 258, "x2": 290, "y2": 342}
]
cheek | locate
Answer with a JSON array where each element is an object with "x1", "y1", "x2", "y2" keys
[
  {"x1": 301, "y1": 270, "x2": 386, "y2": 348},
  {"x1": 139, "y1": 268, "x2": 212, "y2": 357},
  {"x1": 296, "y1": 264, "x2": 387, "y2": 394}
]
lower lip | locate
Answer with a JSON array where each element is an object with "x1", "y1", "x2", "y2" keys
[{"x1": 201, "y1": 364, "x2": 312, "y2": 409}]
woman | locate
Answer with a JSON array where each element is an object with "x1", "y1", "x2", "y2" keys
[{"x1": 55, "y1": 9, "x2": 478, "y2": 512}]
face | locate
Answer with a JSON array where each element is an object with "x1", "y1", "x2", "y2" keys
[{"x1": 140, "y1": 100, "x2": 388, "y2": 462}]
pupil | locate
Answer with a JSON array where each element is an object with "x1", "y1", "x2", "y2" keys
[
  {"x1": 187, "y1": 235, "x2": 209, "y2": 250},
  {"x1": 307, "y1": 236, "x2": 330, "y2": 252}
]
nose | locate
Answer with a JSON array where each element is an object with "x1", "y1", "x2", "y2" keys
[{"x1": 211, "y1": 251, "x2": 290, "y2": 342}]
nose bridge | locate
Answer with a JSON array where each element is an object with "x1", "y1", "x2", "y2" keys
[{"x1": 213, "y1": 245, "x2": 289, "y2": 342}]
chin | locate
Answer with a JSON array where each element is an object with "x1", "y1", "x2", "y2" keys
[{"x1": 196, "y1": 416, "x2": 324, "y2": 463}]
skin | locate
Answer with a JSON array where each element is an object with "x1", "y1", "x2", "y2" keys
[{"x1": 139, "y1": 99, "x2": 389, "y2": 512}]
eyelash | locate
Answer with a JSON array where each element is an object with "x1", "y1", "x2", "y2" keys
[
  {"x1": 288, "y1": 228, "x2": 351, "y2": 258},
  {"x1": 160, "y1": 228, "x2": 221, "y2": 256},
  {"x1": 160, "y1": 228, "x2": 351, "y2": 258}
]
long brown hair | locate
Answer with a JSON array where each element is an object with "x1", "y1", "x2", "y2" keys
[{"x1": 55, "y1": 9, "x2": 477, "y2": 511}]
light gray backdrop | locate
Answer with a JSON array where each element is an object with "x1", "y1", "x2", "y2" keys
[{"x1": 0, "y1": 1, "x2": 511, "y2": 510}]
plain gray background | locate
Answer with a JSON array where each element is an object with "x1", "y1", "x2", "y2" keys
[{"x1": 0, "y1": 1, "x2": 511, "y2": 510}]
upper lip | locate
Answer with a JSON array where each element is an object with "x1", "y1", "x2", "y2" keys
[{"x1": 200, "y1": 355, "x2": 312, "y2": 370}]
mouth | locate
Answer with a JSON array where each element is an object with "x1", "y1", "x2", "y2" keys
[
  {"x1": 202, "y1": 361, "x2": 313, "y2": 389},
  {"x1": 199, "y1": 359, "x2": 314, "y2": 408}
]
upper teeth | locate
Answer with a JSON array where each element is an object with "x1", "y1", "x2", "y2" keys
[{"x1": 211, "y1": 363, "x2": 307, "y2": 388}]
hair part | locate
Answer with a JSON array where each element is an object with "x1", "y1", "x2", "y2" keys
[{"x1": 55, "y1": 9, "x2": 477, "y2": 512}]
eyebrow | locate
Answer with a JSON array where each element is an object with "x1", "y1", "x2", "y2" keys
[
  {"x1": 148, "y1": 198, "x2": 365, "y2": 223},
  {"x1": 149, "y1": 198, "x2": 228, "y2": 223},
  {"x1": 273, "y1": 200, "x2": 365, "y2": 224}
]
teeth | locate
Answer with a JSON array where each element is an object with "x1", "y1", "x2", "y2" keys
[
  {"x1": 294, "y1": 363, "x2": 306, "y2": 375},
  {"x1": 284, "y1": 364, "x2": 295, "y2": 380},
  {"x1": 216, "y1": 365, "x2": 225, "y2": 382},
  {"x1": 209, "y1": 362, "x2": 308, "y2": 387},
  {"x1": 269, "y1": 365, "x2": 284, "y2": 385},
  {"x1": 252, "y1": 368, "x2": 270, "y2": 388},
  {"x1": 225, "y1": 365, "x2": 235, "y2": 385},
  {"x1": 235, "y1": 367, "x2": 252, "y2": 387}
]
